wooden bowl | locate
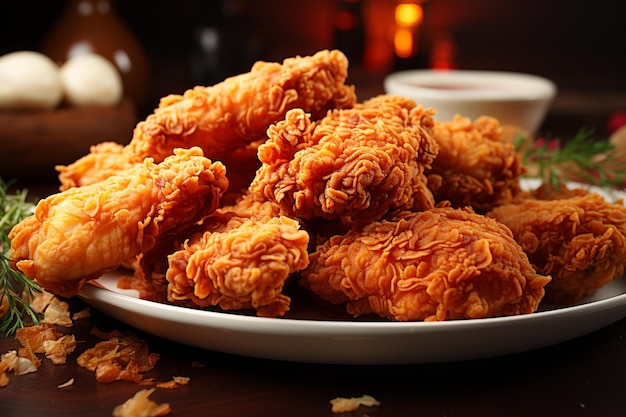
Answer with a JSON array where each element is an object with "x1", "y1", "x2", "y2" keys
[{"x1": 0, "y1": 98, "x2": 137, "y2": 182}]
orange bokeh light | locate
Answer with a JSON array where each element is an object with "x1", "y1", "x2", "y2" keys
[
  {"x1": 395, "y1": 3, "x2": 423, "y2": 27},
  {"x1": 394, "y1": 29, "x2": 414, "y2": 58},
  {"x1": 394, "y1": 2, "x2": 422, "y2": 58}
]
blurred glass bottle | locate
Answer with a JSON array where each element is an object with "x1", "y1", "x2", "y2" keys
[
  {"x1": 188, "y1": 0, "x2": 263, "y2": 87},
  {"x1": 41, "y1": 0, "x2": 150, "y2": 109}
]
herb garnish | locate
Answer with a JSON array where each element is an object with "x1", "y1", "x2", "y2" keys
[
  {"x1": 518, "y1": 128, "x2": 626, "y2": 191},
  {"x1": 0, "y1": 178, "x2": 42, "y2": 336}
]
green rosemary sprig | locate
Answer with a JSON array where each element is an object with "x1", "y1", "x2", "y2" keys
[
  {"x1": 0, "y1": 178, "x2": 42, "y2": 336},
  {"x1": 518, "y1": 128, "x2": 626, "y2": 191}
]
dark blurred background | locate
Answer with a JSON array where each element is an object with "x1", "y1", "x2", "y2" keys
[{"x1": 1, "y1": 0, "x2": 625, "y2": 137}]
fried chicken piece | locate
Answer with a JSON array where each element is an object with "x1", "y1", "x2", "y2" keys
[
  {"x1": 137, "y1": 193, "x2": 288, "y2": 293},
  {"x1": 9, "y1": 147, "x2": 228, "y2": 297},
  {"x1": 57, "y1": 49, "x2": 357, "y2": 191},
  {"x1": 249, "y1": 95, "x2": 438, "y2": 226},
  {"x1": 166, "y1": 215, "x2": 309, "y2": 317},
  {"x1": 426, "y1": 115, "x2": 523, "y2": 212},
  {"x1": 301, "y1": 207, "x2": 550, "y2": 321},
  {"x1": 137, "y1": 194, "x2": 309, "y2": 317},
  {"x1": 487, "y1": 190, "x2": 626, "y2": 304}
]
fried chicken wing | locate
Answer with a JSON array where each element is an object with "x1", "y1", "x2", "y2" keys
[
  {"x1": 487, "y1": 190, "x2": 626, "y2": 303},
  {"x1": 9, "y1": 147, "x2": 228, "y2": 297},
  {"x1": 57, "y1": 49, "x2": 357, "y2": 191},
  {"x1": 249, "y1": 95, "x2": 438, "y2": 226},
  {"x1": 301, "y1": 207, "x2": 550, "y2": 321},
  {"x1": 426, "y1": 115, "x2": 523, "y2": 212}
]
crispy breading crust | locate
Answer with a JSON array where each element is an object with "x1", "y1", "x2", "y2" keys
[
  {"x1": 302, "y1": 207, "x2": 550, "y2": 321},
  {"x1": 57, "y1": 50, "x2": 357, "y2": 191},
  {"x1": 10, "y1": 147, "x2": 228, "y2": 296},
  {"x1": 250, "y1": 95, "x2": 438, "y2": 225},
  {"x1": 488, "y1": 191, "x2": 626, "y2": 303},
  {"x1": 427, "y1": 115, "x2": 523, "y2": 212}
]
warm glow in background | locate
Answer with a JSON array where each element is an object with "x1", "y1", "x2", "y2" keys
[
  {"x1": 393, "y1": 2, "x2": 423, "y2": 59},
  {"x1": 1, "y1": 0, "x2": 624, "y2": 119}
]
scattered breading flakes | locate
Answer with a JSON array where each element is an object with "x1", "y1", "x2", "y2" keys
[
  {"x1": 42, "y1": 296, "x2": 73, "y2": 327},
  {"x1": 43, "y1": 334, "x2": 77, "y2": 364},
  {"x1": 72, "y1": 307, "x2": 90, "y2": 321},
  {"x1": 16, "y1": 323, "x2": 63, "y2": 354},
  {"x1": 17, "y1": 344, "x2": 41, "y2": 369},
  {"x1": 0, "y1": 372, "x2": 9, "y2": 387},
  {"x1": 12, "y1": 323, "x2": 76, "y2": 371},
  {"x1": 0, "y1": 351, "x2": 12, "y2": 387},
  {"x1": 77, "y1": 335, "x2": 159, "y2": 383},
  {"x1": 28, "y1": 290, "x2": 56, "y2": 313},
  {"x1": 330, "y1": 394, "x2": 380, "y2": 413},
  {"x1": 26, "y1": 290, "x2": 73, "y2": 327},
  {"x1": 112, "y1": 388, "x2": 171, "y2": 417},
  {"x1": 0, "y1": 350, "x2": 37, "y2": 377},
  {"x1": 57, "y1": 378, "x2": 75, "y2": 388},
  {"x1": 156, "y1": 376, "x2": 190, "y2": 389}
]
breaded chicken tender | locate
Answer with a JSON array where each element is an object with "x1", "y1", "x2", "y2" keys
[
  {"x1": 57, "y1": 49, "x2": 357, "y2": 191},
  {"x1": 9, "y1": 147, "x2": 228, "y2": 297},
  {"x1": 249, "y1": 95, "x2": 438, "y2": 226},
  {"x1": 427, "y1": 115, "x2": 523, "y2": 212},
  {"x1": 487, "y1": 190, "x2": 626, "y2": 304},
  {"x1": 301, "y1": 207, "x2": 550, "y2": 321}
]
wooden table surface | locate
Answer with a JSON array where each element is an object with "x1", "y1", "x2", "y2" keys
[{"x1": 1, "y1": 293, "x2": 625, "y2": 417}]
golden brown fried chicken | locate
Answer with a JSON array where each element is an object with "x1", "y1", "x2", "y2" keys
[
  {"x1": 426, "y1": 115, "x2": 523, "y2": 212},
  {"x1": 301, "y1": 207, "x2": 550, "y2": 321},
  {"x1": 487, "y1": 190, "x2": 626, "y2": 304},
  {"x1": 166, "y1": 215, "x2": 309, "y2": 317},
  {"x1": 138, "y1": 194, "x2": 309, "y2": 317},
  {"x1": 9, "y1": 147, "x2": 228, "y2": 297},
  {"x1": 249, "y1": 95, "x2": 438, "y2": 226},
  {"x1": 57, "y1": 49, "x2": 357, "y2": 191}
]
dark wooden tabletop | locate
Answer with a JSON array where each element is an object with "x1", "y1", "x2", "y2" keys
[{"x1": 1, "y1": 292, "x2": 625, "y2": 417}]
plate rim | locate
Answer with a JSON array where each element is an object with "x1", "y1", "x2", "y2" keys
[{"x1": 79, "y1": 275, "x2": 626, "y2": 334}]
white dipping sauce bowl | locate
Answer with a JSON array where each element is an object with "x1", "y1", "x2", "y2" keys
[{"x1": 384, "y1": 69, "x2": 557, "y2": 134}]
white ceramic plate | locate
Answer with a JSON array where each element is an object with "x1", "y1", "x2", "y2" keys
[
  {"x1": 80, "y1": 273, "x2": 626, "y2": 365},
  {"x1": 78, "y1": 179, "x2": 626, "y2": 364}
]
